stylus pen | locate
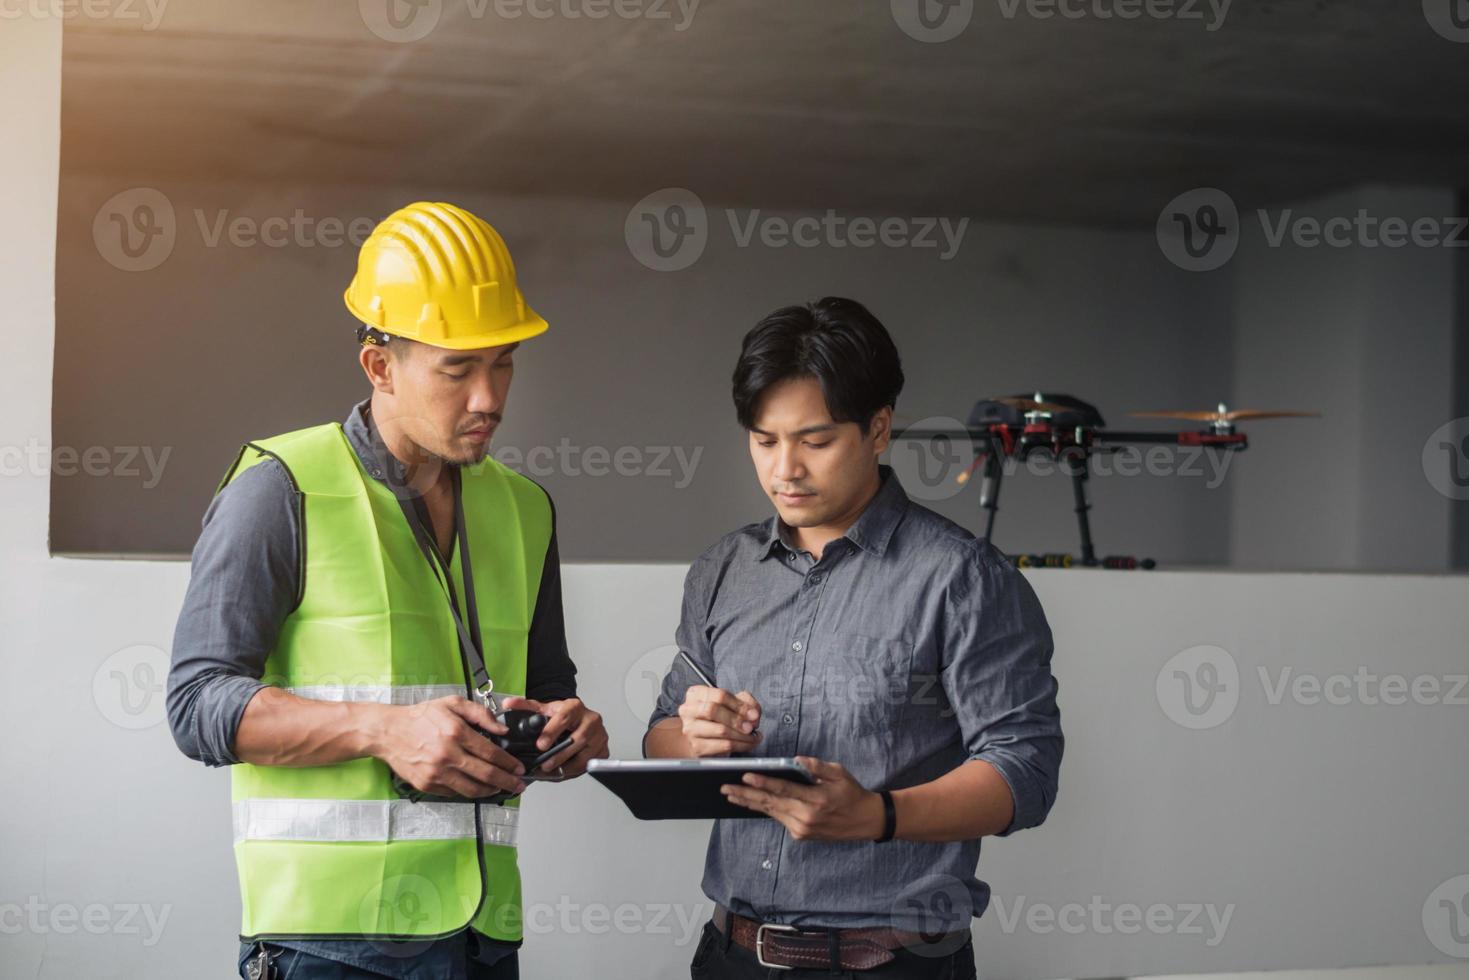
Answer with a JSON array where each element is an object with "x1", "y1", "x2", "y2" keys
[{"x1": 678, "y1": 649, "x2": 761, "y2": 738}]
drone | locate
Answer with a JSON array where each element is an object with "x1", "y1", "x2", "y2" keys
[{"x1": 895, "y1": 393, "x2": 1320, "y2": 569}]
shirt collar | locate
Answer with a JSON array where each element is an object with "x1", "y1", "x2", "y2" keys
[
  {"x1": 343, "y1": 397, "x2": 431, "y2": 499},
  {"x1": 758, "y1": 521, "x2": 787, "y2": 561},
  {"x1": 758, "y1": 464, "x2": 909, "y2": 562},
  {"x1": 759, "y1": 519, "x2": 802, "y2": 562}
]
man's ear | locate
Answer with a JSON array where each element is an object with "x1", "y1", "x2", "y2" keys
[
  {"x1": 869, "y1": 406, "x2": 893, "y2": 456},
  {"x1": 359, "y1": 343, "x2": 395, "y2": 394}
]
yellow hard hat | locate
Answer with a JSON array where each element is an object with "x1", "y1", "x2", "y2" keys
[{"x1": 345, "y1": 202, "x2": 548, "y2": 351}]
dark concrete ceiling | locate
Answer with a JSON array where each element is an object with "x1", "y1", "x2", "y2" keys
[{"x1": 61, "y1": 0, "x2": 1469, "y2": 225}]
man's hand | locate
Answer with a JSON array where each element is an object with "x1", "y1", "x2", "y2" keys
[
  {"x1": 500, "y1": 696, "x2": 610, "y2": 778},
  {"x1": 677, "y1": 685, "x2": 762, "y2": 758},
  {"x1": 721, "y1": 756, "x2": 886, "y2": 842},
  {"x1": 373, "y1": 696, "x2": 528, "y2": 800}
]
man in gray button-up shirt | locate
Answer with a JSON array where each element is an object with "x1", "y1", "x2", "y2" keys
[{"x1": 645, "y1": 297, "x2": 1063, "y2": 978}]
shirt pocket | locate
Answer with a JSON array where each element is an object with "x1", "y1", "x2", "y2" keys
[{"x1": 818, "y1": 632, "x2": 914, "y2": 737}]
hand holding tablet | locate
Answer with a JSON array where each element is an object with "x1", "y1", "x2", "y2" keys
[{"x1": 588, "y1": 758, "x2": 816, "y2": 820}]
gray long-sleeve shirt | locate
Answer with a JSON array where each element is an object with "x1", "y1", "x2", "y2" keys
[
  {"x1": 645, "y1": 465, "x2": 1063, "y2": 933},
  {"x1": 168, "y1": 399, "x2": 576, "y2": 979}
]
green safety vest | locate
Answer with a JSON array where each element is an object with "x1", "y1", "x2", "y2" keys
[{"x1": 218, "y1": 422, "x2": 552, "y2": 944}]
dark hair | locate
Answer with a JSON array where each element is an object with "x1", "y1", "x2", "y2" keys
[{"x1": 732, "y1": 297, "x2": 904, "y2": 433}]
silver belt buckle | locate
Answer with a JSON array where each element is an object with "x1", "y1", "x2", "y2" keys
[{"x1": 755, "y1": 922, "x2": 797, "y2": 970}]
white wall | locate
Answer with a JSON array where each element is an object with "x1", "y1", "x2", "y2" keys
[
  {"x1": 8, "y1": 17, "x2": 1469, "y2": 980},
  {"x1": 7, "y1": 559, "x2": 1469, "y2": 980}
]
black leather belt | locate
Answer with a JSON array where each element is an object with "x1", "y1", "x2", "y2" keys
[{"x1": 713, "y1": 905, "x2": 968, "y2": 972}]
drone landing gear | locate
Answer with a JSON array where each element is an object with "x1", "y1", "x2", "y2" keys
[
  {"x1": 977, "y1": 450, "x2": 1098, "y2": 567},
  {"x1": 1063, "y1": 451, "x2": 1098, "y2": 568},
  {"x1": 977, "y1": 451, "x2": 1003, "y2": 542}
]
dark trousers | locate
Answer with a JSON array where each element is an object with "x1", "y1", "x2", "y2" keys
[{"x1": 689, "y1": 920, "x2": 977, "y2": 980}]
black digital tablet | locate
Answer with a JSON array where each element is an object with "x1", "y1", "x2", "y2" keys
[{"x1": 587, "y1": 758, "x2": 817, "y2": 820}]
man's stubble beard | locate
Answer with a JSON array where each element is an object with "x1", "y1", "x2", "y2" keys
[
  {"x1": 399, "y1": 435, "x2": 490, "y2": 492},
  {"x1": 444, "y1": 438, "x2": 494, "y2": 469},
  {"x1": 431, "y1": 445, "x2": 489, "y2": 469}
]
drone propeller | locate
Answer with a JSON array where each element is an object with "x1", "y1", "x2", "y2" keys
[
  {"x1": 1129, "y1": 403, "x2": 1321, "y2": 423},
  {"x1": 993, "y1": 394, "x2": 1075, "y2": 415}
]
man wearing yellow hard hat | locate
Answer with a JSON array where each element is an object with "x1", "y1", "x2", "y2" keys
[{"x1": 167, "y1": 202, "x2": 609, "y2": 980}]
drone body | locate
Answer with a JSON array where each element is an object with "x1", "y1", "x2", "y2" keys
[{"x1": 897, "y1": 392, "x2": 1319, "y2": 569}]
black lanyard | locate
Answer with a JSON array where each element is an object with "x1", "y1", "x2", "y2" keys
[{"x1": 393, "y1": 467, "x2": 494, "y2": 699}]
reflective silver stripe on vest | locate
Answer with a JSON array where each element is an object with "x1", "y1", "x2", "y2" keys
[
  {"x1": 285, "y1": 685, "x2": 528, "y2": 705},
  {"x1": 234, "y1": 799, "x2": 519, "y2": 847},
  {"x1": 286, "y1": 685, "x2": 465, "y2": 705}
]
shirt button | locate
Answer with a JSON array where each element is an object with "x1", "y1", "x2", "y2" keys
[
  {"x1": 808, "y1": 574, "x2": 822, "y2": 586},
  {"x1": 787, "y1": 553, "x2": 796, "y2": 561},
  {"x1": 782, "y1": 713, "x2": 795, "y2": 725},
  {"x1": 791, "y1": 641, "x2": 802, "y2": 652},
  {"x1": 761, "y1": 859, "x2": 773, "y2": 870}
]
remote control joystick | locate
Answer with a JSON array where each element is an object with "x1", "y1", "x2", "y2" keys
[{"x1": 486, "y1": 709, "x2": 554, "y2": 770}]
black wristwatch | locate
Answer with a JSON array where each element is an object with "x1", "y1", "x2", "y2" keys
[{"x1": 874, "y1": 790, "x2": 897, "y2": 843}]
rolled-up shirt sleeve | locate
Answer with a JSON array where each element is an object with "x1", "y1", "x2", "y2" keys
[
  {"x1": 166, "y1": 460, "x2": 298, "y2": 768},
  {"x1": 642, "y1": 556, "x2": 715, "y2": 752},
  {"x1": 941, "y1": 545, "x2": 1063, "y2": 837}
]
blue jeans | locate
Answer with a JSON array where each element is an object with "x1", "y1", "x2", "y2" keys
[{"x1": 237, "y1": 935, "x2": 519, "y2": 980}]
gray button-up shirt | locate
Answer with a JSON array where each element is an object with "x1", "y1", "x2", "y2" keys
[{"x1": 645, "y1": 466, "x2": 1063, "y2": 931}]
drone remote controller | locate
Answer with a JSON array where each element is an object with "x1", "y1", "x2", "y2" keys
[{"x1": 393, "y1": 708, "x2": 574, "y2": 806}]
